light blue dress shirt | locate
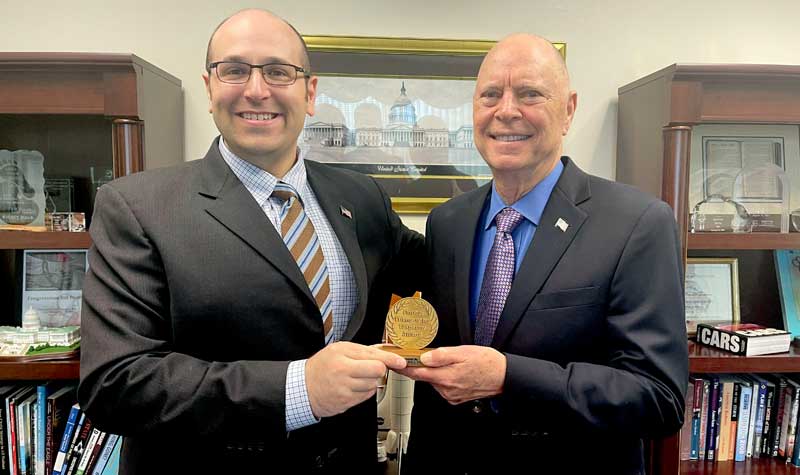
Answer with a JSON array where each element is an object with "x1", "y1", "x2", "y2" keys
[
  {"x1": 218, "y1": 138, "x2": 358, "y2": 432},
  {"x1": 469, "y1": 160, "x2": 564, "y2": 330}
]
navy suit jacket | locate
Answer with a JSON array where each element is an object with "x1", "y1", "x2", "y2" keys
[
  {"x1": 78, "y1": 140, "x2": 423, "y2": 474},
  {"x1": 408, "y1": 157, "x2": 688, "y2": 474}
]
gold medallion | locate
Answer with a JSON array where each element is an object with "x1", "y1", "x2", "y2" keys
[{"x1": 379, "y1": 297, "x2": 438, "y2": 366}]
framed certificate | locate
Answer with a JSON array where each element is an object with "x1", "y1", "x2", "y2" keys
[
  {"x1": 685, "y1": 257, "x2": 740, "y2": 335},
  {"x1": 21, "y1": 249, "x2": 88, "y2": 327}
]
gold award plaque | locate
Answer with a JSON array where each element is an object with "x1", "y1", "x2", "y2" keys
[{"x1": 380, "y1": 297, "x2": 438, "y2": 366}]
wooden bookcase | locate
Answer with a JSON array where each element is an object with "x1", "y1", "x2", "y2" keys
[
  {"x1": 0, "y1": 53, "x2": 183, "y2": 380},
  {"x1": 618, "y1": 64, "x2": 800, "y2": 475}
]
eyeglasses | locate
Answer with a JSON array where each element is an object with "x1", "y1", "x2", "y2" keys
[{"x1": 208, "y1": 61, "x2": 309, "y2": 86}]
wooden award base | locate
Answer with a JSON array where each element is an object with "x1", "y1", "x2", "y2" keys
[{"x1": 376, "y1": 344, "x2": 433, "y2": 367}]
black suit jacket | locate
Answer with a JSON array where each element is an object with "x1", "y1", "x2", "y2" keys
[
  {"x1": 78, "y1": 140, "x2": 423, "y2": 474},
  {"x1": 407, "y1": 157, "x2": 688, "y2": 475}
]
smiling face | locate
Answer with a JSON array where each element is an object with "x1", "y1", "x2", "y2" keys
[
  {"x1": 203, "y1": 10, "x2": 317, "y2": 175},
  {"x1": 473, "y1": 35, "x2": 576, "y2": 185}
]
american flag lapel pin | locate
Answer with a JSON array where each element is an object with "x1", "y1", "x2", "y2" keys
[
  {"x1": 340, "y1": 205, "x2": 353, "y2": 220},
  {"x1": 555, "y1": 218, "x2": 569, "y2": 232}
]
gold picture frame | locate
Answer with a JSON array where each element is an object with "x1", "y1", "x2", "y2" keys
[
  {"x1": 302, "y1": 35, "x2": 565, "y2": 214},
  {"x1": 685, "y1": 257, "x2": 741, "y2": 336}
]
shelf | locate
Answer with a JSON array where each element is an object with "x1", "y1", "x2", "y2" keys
[
  {"x1": 689, "y1": 233, "x2": 800, "y2": 250},
  {"x1": 682, "y1": 459, "x2": 800, "y2": 474},
  {"x1": 689, "y1": 340, "x2": 800, "y2": 373},
  {"x1": 0, "y1": 358, "x2": 79, "y2": 380},
  {"x1": 0, "y1": 231, "x2": 91, "y2": 249}
]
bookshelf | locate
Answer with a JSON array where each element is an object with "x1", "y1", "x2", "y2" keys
[
  {"x1": 618, "y1": 64, "x2": 800, "y2": 475},
  {"x1": 0, "y1": 53, "x2": 183, "y2": 383}
]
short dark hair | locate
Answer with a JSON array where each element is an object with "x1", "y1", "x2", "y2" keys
[{"x1": 204, "y1": 9, "x2": 311, "y2": 73}]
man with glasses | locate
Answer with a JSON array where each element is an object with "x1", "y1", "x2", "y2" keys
[{"x1": 78, "y1": 9, "x2": 423, "y2": 474}]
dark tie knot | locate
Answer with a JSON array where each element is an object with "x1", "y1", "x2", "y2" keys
[
  {"x1": 272, "y1": 182, "x2": 298, "y2": 204},
  {"x1": 496, "y1": 207, "x2": 523, "y2": 234}
]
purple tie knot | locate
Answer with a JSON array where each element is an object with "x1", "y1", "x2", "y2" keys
[{"x1": 496, "y1": 207, "x2": 524, "y2": 234}]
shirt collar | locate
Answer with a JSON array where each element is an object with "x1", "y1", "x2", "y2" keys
[
  {"x1": 218, "y1": 137, "x2": 309, "y2": 206},
  {"x1": 483, "y1": 159, "x2": 564, "y2": 230}
]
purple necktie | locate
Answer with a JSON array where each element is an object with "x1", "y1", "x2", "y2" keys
[{"x1": 475, "y1": 207, "x2": 524, "y2": 346}]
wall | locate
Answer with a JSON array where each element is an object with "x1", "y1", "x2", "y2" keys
[{"x1": 3, "y1": 0, "x2": 799, "y2": 232}]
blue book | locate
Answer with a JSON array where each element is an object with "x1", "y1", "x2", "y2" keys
[
  {"x1": 34, "y1": 384, "x2": 48, "y2": 475},
  {"x1": 90, "y1": 435, "x2": 119, "y2": 475},
  {"x1": 734, "y1": 377, "x2": 753, "y2": 461},
  {"x1": 99, "y1": 439, "x2": 120, "y2": 475},
  {"x1": 749, "y1": 375, "x2": 769, "y2": 458},
  {"x1": 52, "y1": 405, "x2": 80, "y2": 475}
]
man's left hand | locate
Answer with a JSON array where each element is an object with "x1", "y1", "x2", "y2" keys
[{"x1": 397, "y1": 345, "x2": 506, "y2": 404}]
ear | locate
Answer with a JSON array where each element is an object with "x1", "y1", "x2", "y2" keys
[
  {"x1": 202, "y1": 72, "x2": 213, "y2": 114},
  {"x1": 562, "y1": 90, "x2": 577, "y2": 136},
  {"x1": 305, "y1": 75, "x2": 318, "y2": 116}
]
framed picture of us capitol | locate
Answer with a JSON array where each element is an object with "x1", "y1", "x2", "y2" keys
[{"x1": 302, "y1": 35, "x2": 566, "y2": 213}]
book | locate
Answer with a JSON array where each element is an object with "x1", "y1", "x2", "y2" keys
[
  {"x1": 696, "y1": 323, "x2": 792, "y2": 356},
  {"x1": 734, "y1": 377, "x2": 753, "y2": 462},
  {"x1": 63, "y1": 417, "x2": 92, "y2": 475},
  {"x1": 45, "y1": 386, "x2": 75, "y2": 475},
  {"x1": 89, "y1": 435, "x2": 118, "y2": 475},
  {"x1": 0, "y1": 385, "x2": 21, "y2": 475},
  {"x1": 52, "y1": 405, "x2": 80, "y2": 475}
]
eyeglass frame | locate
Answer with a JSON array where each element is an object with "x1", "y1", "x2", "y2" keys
[{"x1": 206, "y1": 61, "x2": 310, "y2": 86}]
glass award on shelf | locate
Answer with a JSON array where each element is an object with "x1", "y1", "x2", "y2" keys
[
  {"x1": 0, "y1": 149, "x2": 46, "y2": 228},
  {"x1": 691, "y1": 195, "x2": 752, "y2": 233},
  {"x1": 732, "y1": 163, "x2": 789, "y2": 233}
]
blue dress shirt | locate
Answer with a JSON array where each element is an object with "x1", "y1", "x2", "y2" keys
[{"x1": 469, "y1": 160, "x2": 564, "y2": 330}]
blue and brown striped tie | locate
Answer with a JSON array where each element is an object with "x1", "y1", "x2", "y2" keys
[{"x1": 273, "y1": 182, "x2": 334, "y2": 343}]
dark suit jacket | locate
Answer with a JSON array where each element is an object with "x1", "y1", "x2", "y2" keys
[
  {"x1": 78, "y1": 140, "x2": 423, "y2": 474},
  {"x1": 407, "y1": 157, "x2": 688, "y2": 475}
]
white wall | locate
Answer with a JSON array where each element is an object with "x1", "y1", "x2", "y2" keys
[{"x1": 4, "y1": 0, "x2": 799, "y2": 232}]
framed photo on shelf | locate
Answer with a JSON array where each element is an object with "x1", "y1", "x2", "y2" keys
[
  {"x1": 774, "y1": 250, "x2": 800, "y2": 339},
  {"x1": 21, "y1": 249, "x2": 88, "y2": 327},
  {"x1": 685, "y1": 257, "x2": 740, "y2": 335},
  {"x1": 302, "y1": 35, "x2": 565, "y2": 213}
]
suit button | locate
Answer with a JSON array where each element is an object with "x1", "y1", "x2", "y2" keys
[{"x1": 472, "y1": 401, "x2": 483, "y2": 414}]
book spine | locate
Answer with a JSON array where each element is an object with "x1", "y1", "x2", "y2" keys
[
  {"x1": 43, "y1": 398, "x2": 53, "y2": 475},
  {"x1": 63, "y1": 419, "x2": 92, "y2": 475},
  {"x1": 696, "y1": 325, "x2": 748, "y2": 355},
  {"x1": 753, "y1": 381, "x2": 768, "y2": 457},
  {"x1": 706, "y1": 377, "x2": 721, "y2": 460},
  {"x1": 8, "y1": 396, "x2": 19, "y2": 475},
  {"x1": 785, "y1": 385, "x2": 800, "y2": 462},
  {"x1": 761, "y1": 385, "x2": 776, "y2": 457},
  {"x1": 73, "y1": 429, "x2": 100, "y2": 475},
  {"x1": 735, "y1": 383, "x2": 753, "y2": 462},
  {"x1": 698, "y1": 379, "x2": 710, "y2": 460},
  {"x1": 34, "y1": 387, "x2": 44, "y2": 475},
  {"x1": 690, "y1": 378, "x2": 703, "y2": 460},
  {"x1": 78, "y1": 432, "x2": 105, "y2": 475},
  {"x1": 772, "y1": 378, "x2": 789, "y2": 457},
  {"x1": 89, "y1": 435, "x2": 118, "y2": 475},
  {"x1": 746, "y1": 379, "x2": 762, "y2": 458},
  {"x1": 52, "y1": 407, "x2": 80, "y2": 475}
]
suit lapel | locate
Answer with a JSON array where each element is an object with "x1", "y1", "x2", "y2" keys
[
  {"x1": 198, "y1": 141, "x2": 315, "y2": 304},
  {"x1": 492, "y1": 158, "x2": 590, "y2": 349},
  {"x1": 452, "y1": 185, "x2": 491, "y2": 345},
  {"x1": 305, "y1": 161, "x2": 368, "y2": 341}
]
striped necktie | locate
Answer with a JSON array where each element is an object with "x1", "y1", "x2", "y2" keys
[{"x1": 272, "y1": 182, "x2": 335, "y2": 344}]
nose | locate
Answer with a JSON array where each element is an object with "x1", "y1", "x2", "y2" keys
[
  {"x1": 495, "y1": 91, "x2": 521, "y2": 121},
  {"x1": 243, "y1": 68, "x2": 271, "y2": 101}
]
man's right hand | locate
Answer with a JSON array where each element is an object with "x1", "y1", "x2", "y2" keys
[{"x1": 305, "y1": 342, "x2": 407, "y2": 418}]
